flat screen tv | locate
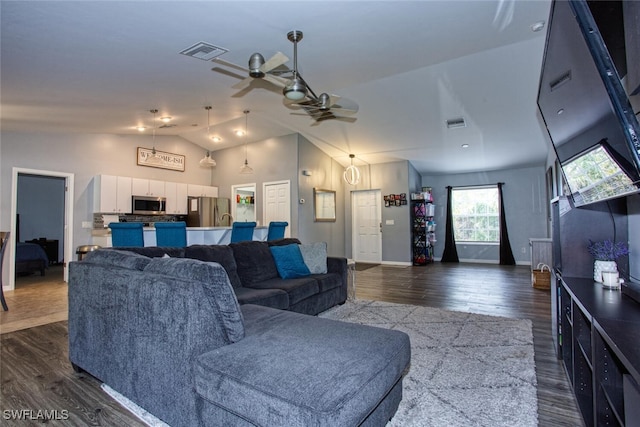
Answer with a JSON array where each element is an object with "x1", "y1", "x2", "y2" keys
[{"x1": 537, "y1": 0, "x2": 640, "y2": 207}]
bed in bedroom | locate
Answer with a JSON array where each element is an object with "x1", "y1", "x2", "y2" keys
[{"x1": 16, "y1": 242, "x2": 49, "y2": 276}]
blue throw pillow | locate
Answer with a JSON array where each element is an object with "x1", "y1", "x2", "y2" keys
[{"x1": 269, "y1": 244, "x2": 311, "y2": 279}]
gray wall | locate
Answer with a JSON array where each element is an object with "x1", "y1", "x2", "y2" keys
[
  {"x1": 423, "y1": 165, "x2": 548, "y2": 264},
  {"x1": 344, "y1": 160, "x2": 416, "y2": 263},
  {"x1": 1, "y1": 131, "x2": 215, "y2": 252},
  {"x1": 210, "y1": 133, "x2": 300, "y2": 234},
  {"x1": 297, "y1": 137, "x2": 346, "y2": 257}
]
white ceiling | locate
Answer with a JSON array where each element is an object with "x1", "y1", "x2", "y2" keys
[{"x1": 1, "y1": 0, "x2": 553, "y2": 174}]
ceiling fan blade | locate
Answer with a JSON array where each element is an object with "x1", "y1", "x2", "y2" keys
[
  {"x1": 263, "y1": 74, "x2": 290, "y2": 88},
  {"x1": 211, "y1": 57, "x2": 247, "y2": 73},
  {"x1": 260, "y1": 52, "x2": 289, "y2": 73},
  {"x1": 232, "y1": 77, "x2": 253, "y2": 90}
]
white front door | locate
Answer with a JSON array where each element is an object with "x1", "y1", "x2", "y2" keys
[
  {"x1": 263, "y1": 181, "x2": 291, "y2": 236},
  {"x1": 352, "y1": 190, "x2": 382, "y2": 263}
]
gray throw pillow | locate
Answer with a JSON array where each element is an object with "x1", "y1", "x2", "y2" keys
[{"x1": 299, "y1": 242, "x2": 328, "y2": 274}]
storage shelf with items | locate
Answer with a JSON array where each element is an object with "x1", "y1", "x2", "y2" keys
[
  {"x1": 410, "y1": 188, "x2": 435, "y2": 266},
  {"x1": 558, "y1": 276, "x2": 640, "y2": 427}
]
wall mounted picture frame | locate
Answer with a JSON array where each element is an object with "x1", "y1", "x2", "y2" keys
[
  {"x1": 137, "y1": 147, "x2": 185, "y2": 171},
  {"x1": 313, "y1": 188, "x2": 336, "y2": 222}
]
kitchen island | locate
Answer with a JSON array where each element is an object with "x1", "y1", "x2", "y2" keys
[{"x1": 91, "y1": 226, "x2": 268, "y2": 247}]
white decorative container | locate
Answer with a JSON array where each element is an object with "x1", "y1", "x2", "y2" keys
[{"x1": 593, "y1": 260, "x2": 617, "y2": 283}]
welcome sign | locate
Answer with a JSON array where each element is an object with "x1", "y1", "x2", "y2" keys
[{"x1": 137, "y1": 147, "x2": 185, "y2": 171}]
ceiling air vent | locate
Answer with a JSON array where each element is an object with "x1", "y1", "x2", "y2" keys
[
  {"x1": 446, "y1": 117, "x2": 466, "y2": 129},
  {"x1": 179, "y1": 42, "x2": 228, "y2": 61},
  {"x1": 550, "y1": 70, "x2": 572, "y2": 91}
]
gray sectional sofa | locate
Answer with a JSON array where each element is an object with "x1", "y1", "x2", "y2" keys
[
  {"x1": 68, "y1": 245, "x2": 411, "y2": 426},
  {"x1": 113, "y1": 238, "x2": 348, "y2": 314}
]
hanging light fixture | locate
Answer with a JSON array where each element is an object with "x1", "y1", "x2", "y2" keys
[
  {"x1": 146, "y1": 109, "x2": 164, "y2": 165},
  {"x1": 239, "y1": 110, "x2": 254, "y2": 174},
  {"x1": 343, "y1": 154, "x2": 360, "y2": 185},
  {"x1": 199, "y1": 106, "x2": 217, "y2": 167}
]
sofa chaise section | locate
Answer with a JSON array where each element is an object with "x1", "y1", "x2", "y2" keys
[
  {"x1": 69, "y1": 250, "x2": 410, "y2": 426},
  {"x1": 196, "y1": 304, "x2": 411, "y2": 426}
]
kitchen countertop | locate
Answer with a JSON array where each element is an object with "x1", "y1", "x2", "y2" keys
[{"x1": 92, "y1": 225, "x2": 267, "y2": 236}]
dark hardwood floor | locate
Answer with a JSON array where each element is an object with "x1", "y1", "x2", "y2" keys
[{"x1": 0, "y1": 262, "x2": 583, "y2": 426}]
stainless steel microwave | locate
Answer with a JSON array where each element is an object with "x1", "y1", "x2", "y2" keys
[{"x1": 132, "y1": 195, "x2": 166, "y2": 215}]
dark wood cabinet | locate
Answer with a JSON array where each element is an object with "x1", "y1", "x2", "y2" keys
[{"x1": 557, "y1": 276, "x2": 640, "y2": 426}]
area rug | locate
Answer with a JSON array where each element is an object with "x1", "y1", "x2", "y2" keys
[
  {"x1": 319, "y1": 300, "x2": 538, "y2": 427},
  {"x1": 102, "y1": 300, "x2": 538, "y2": 427}
]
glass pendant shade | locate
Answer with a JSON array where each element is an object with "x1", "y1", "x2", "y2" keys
[
  {"x1": 199, "y1": 151, "x2": 216, "y2": 167},
  {"x1": 200, "y1": 106, "x2": 216, "y2": 167}
]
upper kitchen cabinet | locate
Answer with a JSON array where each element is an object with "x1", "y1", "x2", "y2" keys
[
  {"x1": 132, "y1": 178, "x2": 165, "y2": 197},
  {"x1": 94, "y1": 175, "x2": 132, "y2": 213},
  {"x1": 187, "y1": 184, "x2": 218, "y2": 198},
  {"x1": 165, "y1": 181, "x2": 188, "y2": 215}
]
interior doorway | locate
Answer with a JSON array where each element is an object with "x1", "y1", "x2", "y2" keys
[
  {"x1": 6, "y1": 168, "x2": 74, "y2": 291},
  {"x1": 231, "y1": 183, "x2": 256, "y2": 224},
  {"x1": 351, "y1": 190, "x2": 382, "y2": 263},
  {"x1": 263, "y1": 180, "x2": 291, "y2": 237}
]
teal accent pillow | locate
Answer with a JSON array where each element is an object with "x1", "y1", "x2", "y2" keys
[{"x1": 269, "y1": 244, "x2": 311, "y2": 279}]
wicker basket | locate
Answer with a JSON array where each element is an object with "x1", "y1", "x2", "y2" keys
[{"x1": 532, "y1": 263, "x2": 551, "y2": 290}]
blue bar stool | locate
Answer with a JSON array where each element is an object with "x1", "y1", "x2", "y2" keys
[
  {"x1": 109, "y1": 223, "x2": 144, "y2": 247},
  {"x1": 267, "y1": 221, "x2": 288, "y2": 241},
  {"x1": 230, "y1": 222, "x2": 256, "y2": 243},
  {"x1": 155, "y1": 221, "x2": 187, "y2": 247}
]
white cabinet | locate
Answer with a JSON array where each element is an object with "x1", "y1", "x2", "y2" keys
[
  {"x1": 165, "y1": 182, "x2": 188, "y2": 214},
  {"x1": 93, "y1": 175, "x2": 132, "y2": 213},
  {"x1": 187, "y1": 184, "x2": 218, "y2": 197},
  {"x1": 132, "y1": 178, "x2": 165, "y2": 197}
]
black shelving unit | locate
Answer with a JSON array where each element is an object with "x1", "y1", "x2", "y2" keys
[
  {"x1": 558, "y1": 276, "x2": 640, "y2": 427},
  {"x1": 411, "y1": 199, "x2": 434, "y2": 265}
]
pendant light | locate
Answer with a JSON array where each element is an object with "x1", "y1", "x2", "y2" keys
[
  {"x1": 146, "y1": 109, "x2": 164, "y2": 165},
  {"x1": 239, "y1": 110, "x2": 254, "y2": 174},
  {"x1": 343, "y1": 154, "x2": 360, "y2": 185},
  {"x1": 199, "y1": 106, "x2": 217, "y2": 167}
]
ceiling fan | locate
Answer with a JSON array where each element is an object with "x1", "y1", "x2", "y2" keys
[{"x1": 213, "y1": 30, "x2": 358, "y2": 123}]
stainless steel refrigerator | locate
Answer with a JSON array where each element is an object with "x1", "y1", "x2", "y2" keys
[{"x1": 186, "y1": 197, "x2": 232, "y2": 227}]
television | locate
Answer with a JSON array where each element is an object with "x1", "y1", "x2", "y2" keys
[{"x1": 537, "y1": 0, "x2": 640, "y2": 207}]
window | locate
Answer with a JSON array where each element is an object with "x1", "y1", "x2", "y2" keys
[{"x1": 452, "y1": 187, "x2": 499, "y2": 243}]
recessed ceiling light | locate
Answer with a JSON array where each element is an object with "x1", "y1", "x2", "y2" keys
[
  {"x1": 531, "y1": 21, "x2": 545, "y2": 32},
  {"x1": 557, "y1": 108, "x2": 564, "y2": 115},
  {"x1": 136, "y1": 126, "x2": 146, "y2": 132},
  {"x1": 461, "y1": 144, "x2": 470, "y2": 149},
  {"x1": 235, "y1": 129, "x2": 245, "y2": 137},
  {"x1": 160, "y1": 116, "x2": 172, "y2": 123},
  {"x1": 211, "y1": 136, "x2": 222, "y2": 142}
]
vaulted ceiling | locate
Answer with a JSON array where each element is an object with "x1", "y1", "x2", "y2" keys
[{"x1": 1, "y1": 0, "x2": 552, "y2": 174}]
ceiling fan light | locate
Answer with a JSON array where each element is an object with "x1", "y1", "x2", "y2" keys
[
  {"x1": 283, "y1": 78, "x2": 307, "y2": 100},
  {"x1": 249, "y1": 53, "x2": 265, "y2": 78}
]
